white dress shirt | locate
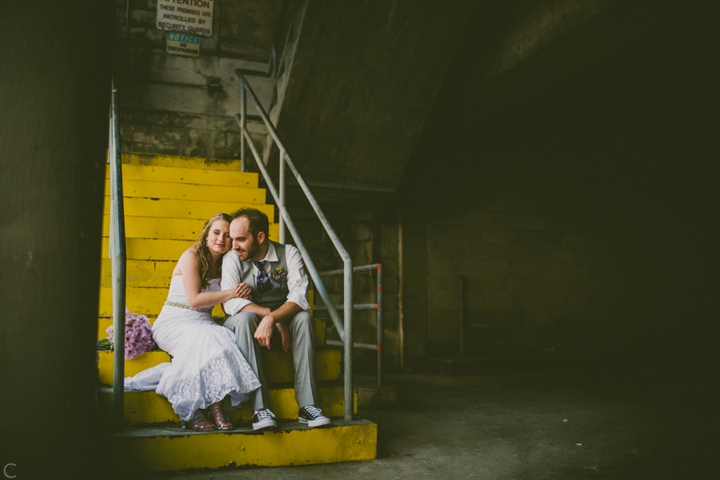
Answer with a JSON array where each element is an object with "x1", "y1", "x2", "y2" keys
[{"x1": 222, "y1": 242, "x2": 310, "y2": 316}]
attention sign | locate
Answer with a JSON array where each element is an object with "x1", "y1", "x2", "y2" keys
[
  {"x1": 167, "y1": 33, "x2": 200, "y2": 57},
  {"x1": 157, "y1": 0, "x2": 214, "y2": 37}
]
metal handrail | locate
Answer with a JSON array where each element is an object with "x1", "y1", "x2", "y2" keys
[
  {"x1": 108, "y1": 77, "x2": 127, "y2": 430},
  {"x1": 317, "y1": 264, "x2": 384, "y2": 387},
  {"x1": 234, "y1": 70, "x2": 354, "y2": 420}
]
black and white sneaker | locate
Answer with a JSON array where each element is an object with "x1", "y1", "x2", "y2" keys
[
  {"x1": 298, "y1": 405, "x2": 331, "y2": 427},
  {"x1": 251, "y1": 408, "x2": 277, "y2": 430}
]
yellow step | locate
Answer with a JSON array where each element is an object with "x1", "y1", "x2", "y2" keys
[
  {"x1": 107, "y1": 163, "x2": 258, "y2": 188},
  {"x1": 102, "y1": 215, "x2": 246, "y2": 240},
  {"x1": 104, "y1": 179, "x2": 266, "y2": 203},
  {"x1": 97, "y1": 316, "x2": 325, "y2": 346},
  {"x1": 98, "y1": 282, "x2": 313, "y2": 319},
  {"x1": 105, "y1": 420, "x2": 377, "y2": 471},
  {"x1": 100, "y1": 259, "x2": 176, "y2": 288},
  {"x1": 101, "y1": 222, "x2": 281, "y2": 259},
  {"x1": 103, "y1": 197, "x2": 274, "y2": 220},
  {"x1": 97, "y1": 385, "x2": 355, "y2": 424},
  {"x1": 97, "y1": 345, "x2": 339, "y2": 385},
  {"x1": 96, "y1": 350, "x2": 340, "y2": 385},
  {"x1": 99, "y1": 286, "x2": 167, "y2": 317},
  {"x1": 119, "y1": 152, "x2": 243, "y2": 171},
  {"x1": 102, "y1": 238, "x2": 191, "y2": 261}
]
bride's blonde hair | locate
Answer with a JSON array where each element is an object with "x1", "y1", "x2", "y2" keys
[{"x1": 194, "y1": 213, "x2": 233, "y2": 290}]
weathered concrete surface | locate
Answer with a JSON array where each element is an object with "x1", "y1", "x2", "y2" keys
[
  {"x1": 137, "y1": 371, "x2": 708, "y2": 479},
  {"x1": 116, "y1": 0, "x2": 288, "y2": 158},
  {"x1": 266, "y1": 0, "x2": 474, "y2": 191}
]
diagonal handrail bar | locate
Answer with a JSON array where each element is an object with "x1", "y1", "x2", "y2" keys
[
  {"x1": 108, "y1": 77, "x2": 127, "y2": 430},
  {"x1": 234, "y1": 69, "x2": 354, "y2": 420}
]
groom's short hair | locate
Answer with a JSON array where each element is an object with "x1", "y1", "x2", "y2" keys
[{"x1": 232, "y1": 208, "x2": 269, "y2": 237}]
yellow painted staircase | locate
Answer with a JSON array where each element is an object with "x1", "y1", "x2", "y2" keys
[{"x1": 98, "y1": 153, "x2": 376, "y2": 471}]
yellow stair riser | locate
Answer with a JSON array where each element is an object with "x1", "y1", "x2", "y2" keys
[
  {"x1": 107, "y1": 421, "x2": 377, "y2": 471},
  {"x1": 97, "y1": 348, "x2": 340, "y2": 385},
  {"x1": 102, "y1": 216, "x2": 278, "y2": 241},
  {"x1": 107, "y1": 163, "x2": 258, "y2": 188},
  {"x1": 104, "y1": 179, "x2": 266, "y2": 203},
  {"x1": 97, "y1": 386, "x2": 356, "y2": 424},
  {"x1": 100, "y1": 222, "x2": 281, "y2": 260},
  {"x1": 103, "y1": 197, "x2": 274, "y2": 220},
  {"x1": 99, "y1": 286, "x2": 167, "y2": 317},
  {"x1": 102, "y1": 238, "x2": 192, "y2": 261},
  {"x1": 100, "y1": 259, "x2": 176, "y2": 288},
  {"x1": 101, "y1": 257, "x2": 299, "y2": 289},
  {"x1": 119, "y1": 153, "x2": 243, "y2": 171},
  {"x1": 97, "y1": 316, "x2": 325, "y2": 345}
]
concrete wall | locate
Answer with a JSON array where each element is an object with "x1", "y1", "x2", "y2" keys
[
  {"x1": 396, "y1": 0, "x2": 719, "y2": 376},
  {"x1": 115, "y1": 0, "x2": 287, "y2": 159},
  {"x1": 422, "y1": 169, "x2": 632, "y2": 359}
]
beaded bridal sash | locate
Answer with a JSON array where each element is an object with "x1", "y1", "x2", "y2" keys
[{"x1": 164, "y1": 301, "x2": 213, "y2": 314}]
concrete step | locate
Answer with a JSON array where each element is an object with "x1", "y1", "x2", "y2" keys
[
  {"x1": 118, "y1": 152, "x2": 243, "y2": 171},
  {"x1": 102, "y1": 214, "x2": 241, "y2": 240},
  {"x1": 97, "y1": 346, "x2": 340, "y2": 385},
  {"x1": 96, "y1": 315, "x2": 325, "y2": 346},
  {"x1": 107, "y1": 163, "x2": 258, "y2": 188},
  {"x1": 103, "y1": 178, "x2": 266, "y2": 203},
  {"x1": 100, "y1": 259, "x2": 176, "y2": 288},
  {"x1": 103, "y1": 196, "x2": 274, "y2": 220},
  {"x1": 100, "y1": 225, "x2": 281, "y2": 260},
  {"x1": 104, "y1": 420, "x2": 377, "y2": 471},
  {"x1": 97, "y1": 384, "x2": 355, "y2": 425}
]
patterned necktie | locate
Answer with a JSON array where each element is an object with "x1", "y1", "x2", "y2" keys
[{"x1": 252, "y1": 260, "x2": 272, "y2": 292}]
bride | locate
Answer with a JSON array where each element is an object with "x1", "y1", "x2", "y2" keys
[{"x1": 151, "y1": 212, "x2": 260, "y2": 431}]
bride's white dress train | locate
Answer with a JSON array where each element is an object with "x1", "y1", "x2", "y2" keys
[{"x1": 149, "y1": 276, "x2": 260, "y2": 422}]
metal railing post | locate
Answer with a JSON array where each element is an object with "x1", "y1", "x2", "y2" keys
[
  {"x1": 279, "y1": 150, "x2": 286, "y2": 243},
  {"x1": 234, "y1": 69, "x2": 356, "y2": 420},
  {"x1": 240, "y1": 86, "x2": 246, "y2": 172},
  {"x1": 376, "y1": 264, "x2": 384, "y2": 387},
  {"x1": 109, "y1": 79, "x2": 127, "y2": 430},
  {"x1": 317, "y1": 263, "x2": 384, "y2": 388},
  {"x1": 343, "y1": 260, "x2": 354, "y2": 420}
]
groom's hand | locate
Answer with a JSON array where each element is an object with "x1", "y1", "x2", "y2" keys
[
  {"x1": 254, "y1": 314, "x2": 275, "y2": 349},
  {"x1": 276, "y1": 322, "x2": 291, "y2": 352}
]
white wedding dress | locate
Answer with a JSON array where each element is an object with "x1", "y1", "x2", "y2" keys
[{"x1": 149, "y1": 275, "x2": 260, "y2": 422}]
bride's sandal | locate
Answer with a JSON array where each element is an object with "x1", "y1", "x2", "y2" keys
[
  {"x1": 182, "y1": 409, "x2": 216, "y2": 432},
  {"x1": 208, "y1": 402, "x2": 233, "y2": 430}
]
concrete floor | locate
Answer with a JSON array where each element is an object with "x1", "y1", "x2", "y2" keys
[{"x1": 143, "y1": 370, "x2": 711, "y2": 479}]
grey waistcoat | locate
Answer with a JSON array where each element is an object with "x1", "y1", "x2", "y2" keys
[{"x1": 238, "y1": 241, "x2": 289, "y2": 310}]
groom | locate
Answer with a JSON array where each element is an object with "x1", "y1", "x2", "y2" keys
[{"x1": 221, "y1": 208, "x2": 331, "y2": 430}]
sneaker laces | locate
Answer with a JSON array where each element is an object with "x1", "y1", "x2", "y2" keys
[
  {"x1": 255, "y1": 409, "x2": 275, "y2": 420},
  {"x1": 303, "y1": 405, "x2": 323, "y2": 418}
]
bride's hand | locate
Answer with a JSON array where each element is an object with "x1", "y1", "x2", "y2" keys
[{"x1": 234, "y1": 283, "x2": 252, "y2": 299}]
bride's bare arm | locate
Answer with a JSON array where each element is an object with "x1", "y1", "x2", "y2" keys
[{"x1": 177, "y1": 249, "x2": 248, "y2": 308}]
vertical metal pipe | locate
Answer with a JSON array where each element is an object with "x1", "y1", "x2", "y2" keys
[
  {"x1": 344, "y1": 260, "x2": 354, "y2": 421},
  {"x1": 459, "y1": 275, "x2": 465, "y2": 357},
  {"x1": 109, "y1": 82, "x2": 127, "y2": 430},
  {"x1": 376, "y1": 264, "x2": 384, "y2": 387},
  {"x1": 240, "y1": 86, "x2": 246, "y2": 172},
  {"x1": 279, "y1": 150, "x2": 286, "y2": 243}
]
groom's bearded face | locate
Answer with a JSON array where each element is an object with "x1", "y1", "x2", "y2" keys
[{"x1": 230, "y1": 217, "x2": 261, "y2": 261}]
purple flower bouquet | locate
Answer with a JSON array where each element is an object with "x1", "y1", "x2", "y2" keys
[{"x1": 106, "y1": 309, "x2": 158, "y2": 360}]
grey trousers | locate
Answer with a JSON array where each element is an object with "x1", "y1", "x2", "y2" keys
[{"x1": 224, "y1": 310, "x2": 319, "y2": 411}]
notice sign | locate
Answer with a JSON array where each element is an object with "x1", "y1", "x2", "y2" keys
[
  {"x1": 157, "y1": 0, "x2": 213, "y2": 37},
  {"x1": 167, "y1": 33, "x2": 200, "y2": 57}
]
